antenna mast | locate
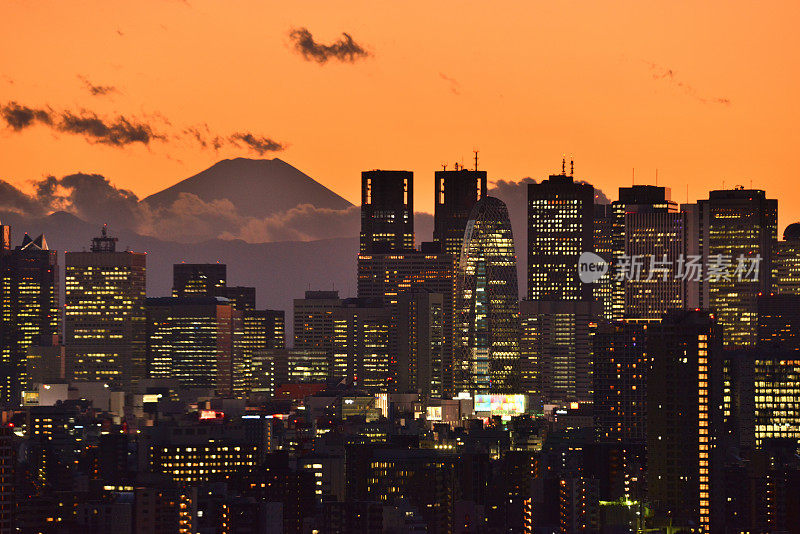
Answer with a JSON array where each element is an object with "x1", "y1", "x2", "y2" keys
[{"x1": 473, "y1": 150, "x2": 479, "y2": 171}]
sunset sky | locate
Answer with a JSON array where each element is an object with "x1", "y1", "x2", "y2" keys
[{"x1": 2, "y1": 1, "x2": 799, "y2": 230}]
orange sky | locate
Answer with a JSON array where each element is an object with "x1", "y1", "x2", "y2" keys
[{"x1": 1, "y1": 1, "x2": 799, "y2": 231}]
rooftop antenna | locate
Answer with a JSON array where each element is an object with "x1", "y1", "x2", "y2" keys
[
  {"x1": 442, "y1": 163, "x2": 447, "y2": 171},
  {"x1": 454, "y1": 161, "x2": 459, "y2": 171},
  {"x1": 562, "y1": 156, "x2": 566, "y2": 175},
  {"x1": 473, "y1": 150, "x2": 479, "y2": 172},
  {"x1": 570, "y1": 158, "x2": 574, "y2": 177}
]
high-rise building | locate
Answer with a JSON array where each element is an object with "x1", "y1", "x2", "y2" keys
[
  {"x1": 772, "y1": 223, "x2": 800, "y2": 295},
  {"x1": 172, "y1": 263, "x2": 227, "y2": 297},
  {"x1": 699, "y1": 187, "x2": 777, "y2": 348},
  {"x1": 65, "y1": 226, "x2": 146, "y2": 386},
  {"x1": 360, "y1": 170, "x2": 414, "y2": 254},
  {"x1": 146, "y1": 296, "x2": 243, "y2": 396},
  {"x1": 357, "y1": 247, "x2": 456, "y2": 397},
  {"x1": 332, "y1": 299, "x2": 391, "y2": 391},
  {"x1": 0, "y1": 232, "x2": 59, "y2": 406},
  {"x1": 519, "y1": 300, "x2": 599, "y2": 405},
  {"x1": 218, "y1": 286, "x2": 256, "y2": 311},
  {"x1": 433, "y1": 167, "x2": 487, "y2": 258},
  {"x1": 610, "y1": 185, "x2": 677, "y2": 320},
  {"x1": 757, "y1": 293, "x2": 800, "y2": 350},
  {"x1": 527, "y1": 171, "x2": 594, "y2": 301},
  {"x1": 593, "y1": 204, "x2": 615, "y2": 319},
  {"x1": 396, "y1": 291, "x2": 444, "y2": 397},
  {"x1": 293, "y1": 290, "x2": 341, "y2": 372},
  {"x1": 647, "y1": 310, "x2": 724, "y2": 532},
  {"x1": 456, "y1": 196, "x2": 520, "y2": 393}
]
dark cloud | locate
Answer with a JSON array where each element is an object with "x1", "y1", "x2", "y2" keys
[
  {"x1": 0, "y1": 102, "x2": 53, "y2": 130},
  {"x1": 289, "y1": 27, "x2": 370, "y2": 64},
  {"x1": 79, "y1": 76, "x2": 118, "y2": 96},
  {"x1": 646, "y1": 61, "x2": 731, "y2": 106},
  {"x1": 1, "y1": 100, "x2": 285, "y2": 155},
  {"x1": 229, "y1": 132, "x2": 284, "y2": 154},
  {"x1": 59, "y1": 111, "x2": 159, "y2": 146}
]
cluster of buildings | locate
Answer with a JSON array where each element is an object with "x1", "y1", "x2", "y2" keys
[{"x1": 0, "y1": 161, "x2": 798, "y2": 533}]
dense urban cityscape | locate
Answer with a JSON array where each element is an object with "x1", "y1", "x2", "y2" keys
[{"x1": 0, "y1": 159, "x2": 796, "y2": 534}]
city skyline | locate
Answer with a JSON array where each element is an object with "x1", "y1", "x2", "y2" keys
[{"x1": 1, "y1": 1, "x2": 799, "y2": 231}]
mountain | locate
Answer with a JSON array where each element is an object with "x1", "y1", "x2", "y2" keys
[{"x1": 142, "y1": 158, "x2": 353, "y2": 218}]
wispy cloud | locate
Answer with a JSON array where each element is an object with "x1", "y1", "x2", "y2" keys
[
  {"x1": 78, "y1": 75, "x2": 118, "y2": 97},
  {"x1": 646, "y1": 61, "x2": 731, "y2": 105},
  {"x1": 439, "y1": 73, "x2": 461, "y2": 95},
  {"x1": 289, "y1": 27, "x2": 371, "y2": 64}
]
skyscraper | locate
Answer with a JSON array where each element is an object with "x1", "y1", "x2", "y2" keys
[
  {"x1": 699, "y1": 187, "x2": 777, "y2": 348},
  {"x1": 433, "y1": 167, "x2": 487, "y2": 258},
  {"x1": 357, "y1": 247, "x2": 456, "y2": 397},
  {"x1": 360, "y1": 170, "x2": 414, "y2": 254},
  {"x1": 772, "y1": 223, "x2": 800, "y2": 295},
  {"x1": 332, "y1": 299, "x2": 391, "y2": 391},
  {"x1": 0, "y1": 232, "x2": 59, "y2": 406},
  {"x1": 527, "y1": 170, "x2": 594, "y2": 301},
  {"x1": 146, "y1": 296, "x2": 243, "y2": 396},
  {"x1": 519, "y1": 300, "x2": 598, "y2": 405},
  {"x1": 647, "y1": 310, "x2": 724, "y2": 531},
  {"x1": 65, "y1": 226, "x2": 146, "y2": 386},
  {"x1": 396, "y1": 291, "x2": 444, "y2": 397},
  {"x1": 610, "y1": 185, "x2": 678, "y2": 320},
  {"x1": 456, "y1": 196, "x2": 520, "y2": 393}
]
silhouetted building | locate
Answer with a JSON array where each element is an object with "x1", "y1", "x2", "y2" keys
[
  {"x1": 65, "y1": 226, "x2": 146, "y2": 386},
  {"x1": 172, "y1": 262, "x2": 226, "y2": 298},
  {"x1": 456, "y1": 197, "x2": 520, "y2": 393},
  {"x1": 332, "y1": 299, "x2": 391, "y2": 391},
  {"x1": 360, "y1": 170, "x2": 414, "y2": 253},
  {"x1": 434, "y1": 167, "x2": 487, "y2": 258},
  {"x1": 647, "y1": 310, "x2": 724, "y2": 531},
  {"x1": 0, "y1": 232, "x2": 59, "y2": 405}
]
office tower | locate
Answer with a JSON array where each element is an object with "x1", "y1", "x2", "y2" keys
[
  {"x1": 520, "y1": 300, "x2": 599, "y2": 404},
  {"x1": 609, "y1": 185, "x2": 678, "y2": 320},
  {"x1": 293, "y1": 290, "x2": 341, "y2": 377},
  {"x1": 65, "y1": 226, "x2": 146, "y2": 386},
  {"x1": 433, "y1": 167, "x2": 487, "y2": 257},
  {"x1": 772, "y1": 223, "x2": 800, "y2": 295},
  {"x1": 699, "y1": 187, "x2": 777, "y2": 348},
  {"x1": 647, "y1": 310, "x2": 724, "y2": 532},
  {"x1": 593, "y1": 204, "x2": 614, "y2": 319},
  {"x1": 752, "y1": 350, "x2": 800, "y2": 447},
  {"x1": 146, "y1": 296, "x2": 243, "y2": 396},
  {"x1": 456, "y1": 196, "x2": 520, "y2": 393},
  {"x1": 242, "y1": 309, "x2": 285, "y2": 352},
  {"x1": 527, "y1": 170, "x2": 594, "y2": 301},
  {"x1": 592, "y1": 321, "x2": 648, "y2": 501},
  {"x1": 396, "y1": 291, "x2": 444, "y2": 397},
  {"x1": 332, "y1": 299, "x2": 391, "y2": 391},
  {"x1": 357, "y1": 246, "x2": 456, "y2": 396},
  {"x1": 172, "y1": 263, "x2": 226, "y2": 297},
  {"x1": 0, "y1": 232, "x2": 59, "y2": 406},
  {"x1": 360, "y1": 170, "x2": 414, "y2": 253}
]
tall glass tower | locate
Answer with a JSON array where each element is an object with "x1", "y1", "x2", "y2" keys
[{"x1": 456, "y1": 196, "x2": 520, "y2": 393}]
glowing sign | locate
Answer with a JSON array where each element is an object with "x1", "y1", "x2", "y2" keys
[
  {"x1": 426, "y1": 406, "x2": 443, "y2": 421},
  {"x1": 474, "y1": 394, "x2": 527, "y2": 415},
  {"x1": 199, "y1": 410, "x2": 224, "y2": 420}
]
